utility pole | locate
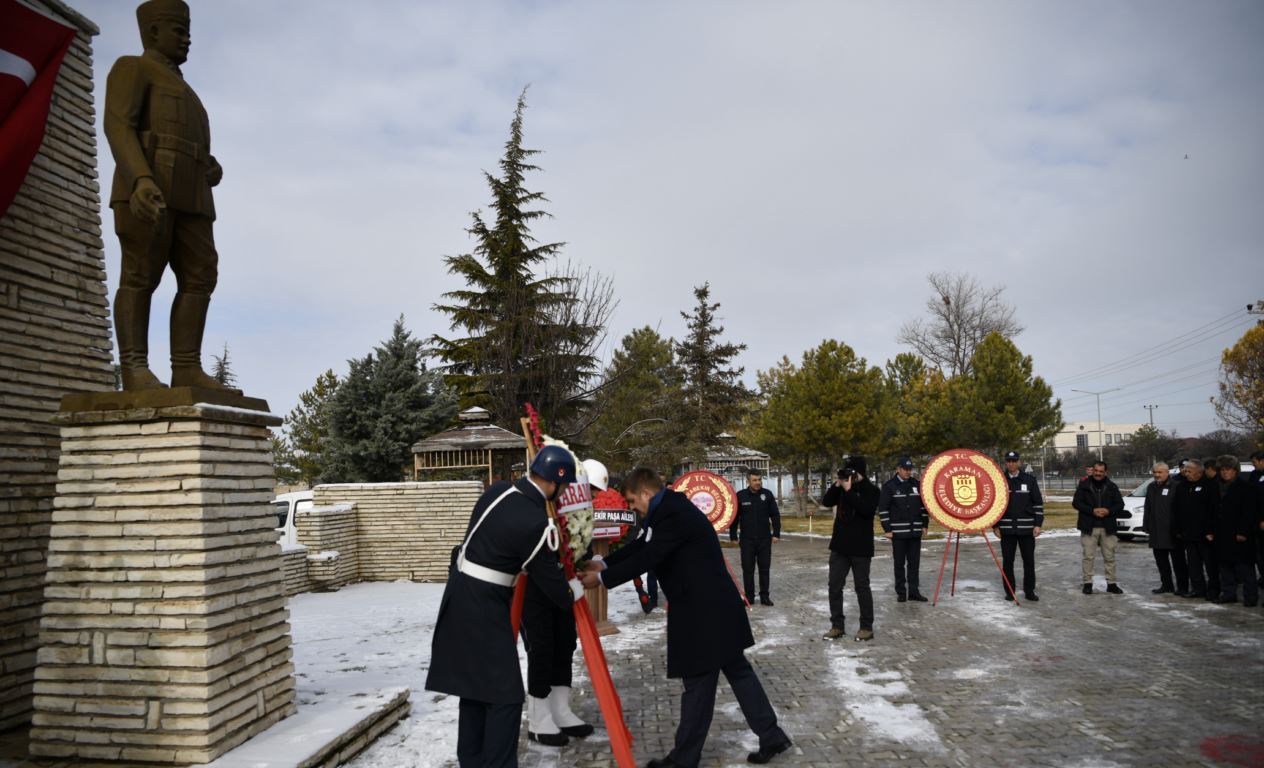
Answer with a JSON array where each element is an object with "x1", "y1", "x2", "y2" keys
[
  {"x1": 1073, "y1": 388, "x2": 1120, "y2": 461},
  {"x1": 1143, "y1": 404, "x2": 1158, "y2": 427}
]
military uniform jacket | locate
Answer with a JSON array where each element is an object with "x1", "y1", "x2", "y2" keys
[
  {"x1": 1212, "y1": 476, "x2": 1257, "y2": 563},
  {"x1": 1073, "y1": 477, "x2": 1124, "y2": 534},
  {"x1": 600, "y1": 489, "x2": 753, "y2": 678},
  {"x1": 730, "y1": 487, "x2": 781, "y2": 542},
  {"x1": 425, "y1": 478, "x2": 572, "y2": 704},
  {"x1": 878, "y1": 475, "x2": 928, "y2": 539},
  {"x1": 1172, "y1": 476, "x2": 1213, "y2": 541},
  {"x1": 995, "y1": 471, "x2": 1044, "y2": 536},
  {"x1": 105, "y1": 49, "x2": 217, "y2": 217},
  {"x1": 1142, "y1": 477, "x2": 1179, "y2": 550}
]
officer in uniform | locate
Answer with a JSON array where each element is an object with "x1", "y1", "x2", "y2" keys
[
  {"x1": 104, "y1": 0, "x2": 235, "y2": 392},
  {"x1": 878, "y1": 457, "x2": 929, "y2": 602},
  {"x1": 992, "y1": 451, "x2": 1044, "y2": 601},
  {"x1": 730, "y1": 470, "x2": 781, "y2": 606},
  {"x1": 520, "y1": 460, "x2": 606, "y2": 747},
  {"x1": 426, "y1": 446, "x2": 583, "y2": 768}
]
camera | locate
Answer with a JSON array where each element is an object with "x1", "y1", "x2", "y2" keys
[{"x1": 837, "y1": 468, "x2": 856, "y2": 481}]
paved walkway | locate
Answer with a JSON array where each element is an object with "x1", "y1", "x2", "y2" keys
[{"x1": 544, "y1": 532, "x2": 1264, "y2": 768}]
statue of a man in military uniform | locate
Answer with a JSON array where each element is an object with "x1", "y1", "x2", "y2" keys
[{"x1": 104, "y1": 0, "x2": 237, "y2": 392}]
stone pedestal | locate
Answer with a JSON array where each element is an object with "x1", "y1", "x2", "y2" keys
[{"x1": 29, "y1": 395, "x2": 296, "y2": 764}]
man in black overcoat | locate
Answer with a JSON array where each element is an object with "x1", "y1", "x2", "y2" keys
[
  {"x1": 426, "y1": 446, "x2": 582, "y2": 768},
  {"x1": 1211, "y1": 456, "x2": 1260, "y2": 606},
  {"x1": 581, "y1": 468, "x2": 792, "y2": 767},
  {"x1": 1173, "y1": 459, "x2": 1219, "y2": 600},
  {"x1": 1142, "y1": 461, "x2": 1188, "y2": 595}
]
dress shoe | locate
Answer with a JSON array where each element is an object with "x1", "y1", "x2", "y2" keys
[
  {"x1": 896, "y1": 594, "x2": 907, "y2": 603},
  {"x1": 747, "y1": 739, "x2": 792, "y2": 764},
  {"x1": 1106, "y1": 583, "x2": 1123, "y2": 594},
  {"x1": 908, "y1": 593, "x2": 928, "y2": 602},
  {"x1": 1024, "y1": 592, "x2": 1040, "y2": 601},
  {"x1": 760, "y1": 598, "x2": 774, "y2": 607},
  {"x1": 1082, "y1": 584, "x2": 1093, "y2": 595},
  {"x1": 1002, "y1": 592, "x2": 1014, "y2": 601},
  {"x1": 1151, "y1": 586, "x2": 1174, "y2": 594},
  {"x1": 646, "y1": 756, "x2": 682, "y2": 768}
]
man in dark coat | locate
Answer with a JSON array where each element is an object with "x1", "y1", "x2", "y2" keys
[
  {"x1": 1142, "y1": 461, "x2": 1188, "y2": 595},
  {"x1": 1249, "y1": 450, "x2": 1264, "y2": 588},
  {"x1": 821, "y1": 456, "x2": 880, "y2": 641},
  {"x1": 1173, "y1": 459, "x2": 1219, "y2": 600},
  {"x1": 1211, "y1": 456, "x2": 1259, "y2": 607},
  {"x1": 878, "y1": 457, "x2": 929, "y2": 602},
  {"x1": 1072, "y1": 460, "x2": 1125, "y2": 594},
  {"x1": 582, "y1": 468, "x2": 791, "y2": 768},
  {"x1": 426, "y1": 446, "x2": 581, "y2": 768},
  {"x1": 992, "y1": 450, "x2": 1044, "y2": 601},
  {"x1": 730, "y1": 471, "x2": 782, "y2": 606}
]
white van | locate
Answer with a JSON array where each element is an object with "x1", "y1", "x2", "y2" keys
[{"x1": 273, "y1": 490, "x2": 312, "y2": 548}]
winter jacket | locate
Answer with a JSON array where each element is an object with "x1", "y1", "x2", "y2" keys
[
  {"x1": 1172, "y1": 475, "x2": 1214, "y2": 542},
  {"x1": 1212, "y1": 475, "x2": 1258, "y2": 563},
  {"x1": 730, "y1": 487, "x2": 781, "y2": 542},
  {"x1": 1072, "y1": 476, "x2": 1124, "y2": 535},
  {"x1": 823, "y1": 478, "x2": 879, "y2": 557},
  {"x1": 1142, "y1": 476, "x2": 1179, "y2": 550},
  {"x1": 878, "y1": 474, "x2": 928, "y2": 538},
  {"x1": 994, "y1": 470, "x2": 1044, "y2": 536}
]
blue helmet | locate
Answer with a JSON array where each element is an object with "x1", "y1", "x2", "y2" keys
[{"x1": 530, "y1": 445, "x2": 577, "y2": 484}]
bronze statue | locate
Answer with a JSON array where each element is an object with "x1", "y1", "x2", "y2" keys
[{"x1": 104, "y1": 0, "x2": 237, "y2": 392}]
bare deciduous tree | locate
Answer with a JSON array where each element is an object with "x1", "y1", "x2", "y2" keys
[{"x1": 897, "y1": 271, "x2": 1024, "y2": 376}]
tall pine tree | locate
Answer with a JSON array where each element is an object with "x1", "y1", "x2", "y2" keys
[
  {"x1": 325, "y1": 317, "x2": 458, "y2": 482},
  {"x1": 675, "y1": 283, "x2": 750, "y2": 459},
  {"x1": 432, "y1": 89, "x2": 603, "y2": 430},
  {"x1": 211, "y1": 343, "x2": 237, "y2": 388},
  {"x1": 281, "y1": 369, "x2": 340, "y2": 486}
]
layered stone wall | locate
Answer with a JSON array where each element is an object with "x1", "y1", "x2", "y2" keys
[
  {"x1": 314, "y1": 482, "x2": 480, "y2": 583},
  {"x1": 0, "y1": 0, "x2": 112, "y2": 731}
]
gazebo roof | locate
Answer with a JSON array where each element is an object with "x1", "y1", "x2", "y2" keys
[
  {"x1": 705, "y1": 441, "x2": 769, "y2": 461},
  {"x1": 411, "y1": 423, "x2": 526, "y2": 453}
]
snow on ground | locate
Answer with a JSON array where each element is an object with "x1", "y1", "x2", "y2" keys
[
  {"x1": 825, "y1": 645, "x2": 944, "y2": 749},
  {"x1": 945, "y1": 579, "x2": 1038, "y2": 638},
  {"x1": 1130, "y1": 597, "x2": 1263, "y2": 650}
]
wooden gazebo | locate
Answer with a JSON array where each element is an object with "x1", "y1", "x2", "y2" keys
[
  {"x1": 411, "y1": 407, "x2": 527, "y2": 485},
  {"x1": 678, "y1": 433, "x2": 771, "y2": 490}
]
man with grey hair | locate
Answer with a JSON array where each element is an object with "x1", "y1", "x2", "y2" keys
[
  {"x1": 1173, "y1": 459, "x2": 1218, "y2": 600},
  {"x1": 1211, "y1": 456, "x2": 1258, "y2": 606},
  {"x1": 1142, "y1": 462, "x2": 1187, "y2": 595}
]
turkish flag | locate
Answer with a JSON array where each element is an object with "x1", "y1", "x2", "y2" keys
[{"x1": 0, "y1": 0, "x2": 76, "y2": 221}]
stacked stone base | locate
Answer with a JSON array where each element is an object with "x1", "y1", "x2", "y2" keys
[{"x1": 29, "y1": 400, "x2": 295, "y2": 764}]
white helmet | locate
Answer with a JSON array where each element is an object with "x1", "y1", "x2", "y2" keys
[{"x1": 582, "y1": 459, "x2": 610, "y2": 491}]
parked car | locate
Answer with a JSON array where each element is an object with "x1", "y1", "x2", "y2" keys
[
  {"x1": 1116, "y1": 479, "x2": 1151, "y2": 542},
  {"x1": 273, "y1": 490, "x2": 312, "y2": 547}
]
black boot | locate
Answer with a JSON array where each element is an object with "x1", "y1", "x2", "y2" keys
[{"x1": 169, "y1": 292, "x2": 242, "y2": 393}]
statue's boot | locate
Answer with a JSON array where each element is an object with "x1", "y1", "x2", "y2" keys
[
  {"x1": 114, "y1": 287, "x2": 167, "y2": 390},
  {"x1": 170, "y1": 291, "x2": 242, "y2": 394}
]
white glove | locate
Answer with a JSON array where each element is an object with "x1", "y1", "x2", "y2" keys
[{"x1": 568, "y1": 578, "x2": 585, "y2": 602}]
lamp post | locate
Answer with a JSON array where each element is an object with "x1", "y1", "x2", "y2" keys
[{"x1": 1072, "y1": 388, "x2": 1120, "y2": 461}]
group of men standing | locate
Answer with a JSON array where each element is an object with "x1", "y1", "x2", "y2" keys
[{"x1": 1140, "y1": 452, "x2": 1264, "y2": 607}]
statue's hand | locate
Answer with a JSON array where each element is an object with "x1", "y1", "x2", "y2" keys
[
  {"x1": 130, "y1": 177, "x2": 166, "y2": 224},
  {"x1": 206, "y1": 157, "x2": 223, "y2": 187}
]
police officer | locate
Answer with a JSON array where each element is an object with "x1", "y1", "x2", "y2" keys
[
  {"x1": 992, "y1": 451, "x2": 1044, "y2": 601},
  {"x1": 104, "y1": 0, "x2": 236, "y2": 392},
  {"x1": 520, "y1": 460, "x2": 606, "y2": 747},
  {"x1": 426, "y1": 446, "x2": 583, "y2": 768},
  {"x1": 879, "y1": 457, "x2": 929, "y2": 602},
  {"x1": 730, "y1": 470, "x2": 781, "y2": 606}
]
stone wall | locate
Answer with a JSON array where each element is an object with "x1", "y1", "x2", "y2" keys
[
  {"x1": 280, "y1": 545, "x2": 310, "y2": 597},
  {"x1": 0, "y1": 0, "x2": 112, "y2": 731},
  {"x1": 294, "y1": 504, "x2": 358, "y2": 591},
  {"x1": 314, "y1": 482, "x2": 480, "y2": 583}
]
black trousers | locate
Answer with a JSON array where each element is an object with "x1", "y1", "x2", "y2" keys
[
  {"x1": 1219, "y1": 561, "x2": 1260, "y2": 604},
  {"x1": 891, "y1": 536, "x2": 922, "y2": 596},
  {"x1": 740, "y1": 538, "x2": 772, "y2": 600},
  {"x1": 457, "y1": 698, "x2": 521, "y2": 767},
  {"x1": 670, "y1": 654, "x2": 787, "y2": 768},
  {"x1": 828, "y1": 552, "x2": 873, "y2": 630},
  {"x1": 1184, "y1": 539, "x2": 1220, "y2": 596},
  {"x1": 521, "y1": 591, "x2": 577, "y2": 699},
  {"x1": 1000, "y1": 534, "x2": 1036, "y2": 595},
  {"x1": 1152, "y1": 547, "x2": 1189, "y2": 592}
]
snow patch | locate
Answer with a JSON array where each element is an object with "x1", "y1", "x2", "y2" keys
[
  {"x1": 827, "y1": 647, "x2": 942, "y2": 748},
  {"x1": 942, "y1": 580, "x2": 1037, "y2": 638}
]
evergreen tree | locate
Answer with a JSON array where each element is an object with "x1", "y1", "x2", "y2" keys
[
  {"x1": 270, "y1": 431, "x2": 300, "y2": 486},
  {"x1": 325, "y1": 317, "x2": 458, "y2": 482},
  {"x1": 585, "y1": 327, "x2": 687, "y2": 473},
  {"x1": 282, "y1": 369, "x2": 340, "y2": 486},
  {"x1": 211, "y1": 342, "x2": 237, "y2": 388},
  {"x1": 432, "y1": 89, "x2": 604, "y2": 430},
  {"x1": 675, "y1": 283, "x2": 750, "y2": 459}
]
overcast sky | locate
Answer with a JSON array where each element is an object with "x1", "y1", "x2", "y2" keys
[{"x1": 72, "y1": 0, "x2": 1262, "y2": 439}]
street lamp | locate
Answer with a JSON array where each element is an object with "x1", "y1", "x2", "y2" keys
[{"x1": 1072, "y1": 388, "x2": 1120, "y2": 461}]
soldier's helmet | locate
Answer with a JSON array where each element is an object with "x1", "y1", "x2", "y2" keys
[
  {"x1": 137, "y1": 0, "x2": 190, "y2": 26},
  {"x1": 531, "y1": 445, "x2": 577, "y2": 485}
]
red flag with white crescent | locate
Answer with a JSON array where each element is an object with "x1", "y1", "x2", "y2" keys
[{"x1": 0, "y1": 0, "x2": 76, "y2": 220}]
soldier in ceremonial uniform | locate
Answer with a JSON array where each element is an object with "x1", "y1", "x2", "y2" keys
[
  {"x1": 519, "y1": 460, "x2": 606, "y2": 747},
  {"x1": 730, "y1": 470, "x2": 781, "y2": 606},
  {"x1": 426, "y1": 446, "x2": 583, "y2": 768},
  {"x1": 104, "y1": 0, "x2": 235, "y2": 391},
  {"x1": 582, "y1": 468, "x2": 791, "y2": 767},
  {"x1": 992, "y1": 451, "x2": 1044, "y2": 601},
  {"x1": 878, "y1": 457, "x2": 929, "y2": 602}
]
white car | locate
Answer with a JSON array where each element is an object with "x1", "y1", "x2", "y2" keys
[
  {"x1": 273, "y1": 490, "x2": 312, "y2": 547},
  {"x1": 1116, "y1": 479, "x2": 1151, "y2": 542}
]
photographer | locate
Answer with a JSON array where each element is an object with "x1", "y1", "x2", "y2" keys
[{"x1": 821, "y1": 457, "x2": 880, "y2": 642}]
